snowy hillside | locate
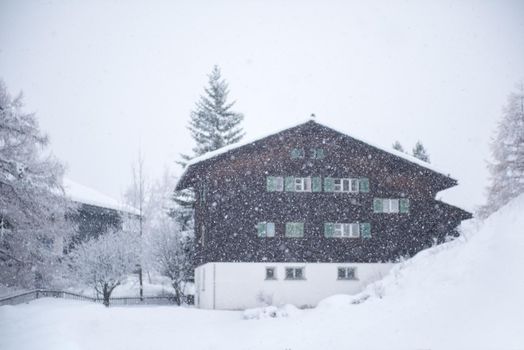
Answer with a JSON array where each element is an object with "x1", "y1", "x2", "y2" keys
[{"x1": 1, "y1": 196, "x2": 523, "y2": 350}]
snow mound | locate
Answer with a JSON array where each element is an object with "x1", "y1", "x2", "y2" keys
[
  {"x1": 312, "y1": 194, "x2": 524, "y2": 347},
  {"x1": 243, "y1": 304, "x2": 300, "y2": 320}
]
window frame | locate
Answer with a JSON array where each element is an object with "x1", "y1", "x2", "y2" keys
[
  {"x1": 294, "y1": 177, "x2": 312, "y2": 192},
  {"x1": 257, "y1": 222, "x2": 275, "y2": 238},
  {"x1": 265, "y1": 267, "x2": 277, "y2": 280},
  {"x1": 333, "y1": 223, "x2": 360, "y2": 238},
  {"x1": 333, "y1": 178, "x2": 359, "y2": 193},
  {"x1": 383, "y1": 199, "x2": 400, "y2": 213},
  {"x1": 285, "y1": 267, "x2": 305, "y2": 280},
  {"x1": 337, "y1": 267, "x2": 358, "y2": 280}
]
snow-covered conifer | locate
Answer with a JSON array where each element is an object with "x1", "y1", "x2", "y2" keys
[
  {"x1": 412, "y1": 141, "x2": 430, "y2": 163},
  {"x1": 179, "y1": 65, "x2": 245, "y2": 166},
  {"x1": 480, "y1": 84, "x2": 524, "y2": 218},
  {"x1": 392, "y1": 141, "x2": 405, "y2": 152}
]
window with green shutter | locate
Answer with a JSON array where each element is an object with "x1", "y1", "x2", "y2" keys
[
  {"x1": 359, "y1": 178, "x2": 370, "y2": 192},
  {"x1": 310, "y1": 148, "x2": 325, "y2": 159},
  {"x1": 324, "y1": 177, "x2": 335, "y2": 192},
  {"x1": 312, "y1": 177, "x2": 322, "y2": 192},
  {"x1": 324, "y1": 222, "x2": 334, "y2": 237},
  {"x1": 400, "y1": 198, "x2": 410, "y2": 213},
  {"x1": 285, "y1": 222, "x2": 304, "y2": 238},
  {"x1": 285, "y1": 177, "x2": 295, "y2": 192},
  {"x1": 257, "y1": 222, "x2": 275, "y2": 237},
  {"x1": 257, "y1": 222, "x2": 266, "y2": 237},
  {"x1": 266, "y1": 176, "x2": 283, "y2": 192},
  {"x1": 290, "y1": 148, "x2": 305, "y2": 159},
  {"x1": 373, "y1": 198, "x2": 383, "y2": 213},
  {"x1": 360, "y1": 223, "x2": 371, "y2": 238}
]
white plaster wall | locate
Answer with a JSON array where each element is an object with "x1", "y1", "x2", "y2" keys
[{"x1": 195, "y1": 262, "x2": 394, "y2": 310}]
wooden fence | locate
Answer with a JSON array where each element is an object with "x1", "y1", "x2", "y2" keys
[{"x1": 0, "y1": 289, "x2": 192, "y2": 307}]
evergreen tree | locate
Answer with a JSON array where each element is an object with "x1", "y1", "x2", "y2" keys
[
  {"x1": 480, "y1": 84, "x2": 524, "y2": 218},
  {"x1": 179, "y1": 65, "x2": 244, "y2": 166},
  {"x1": 392, "y1": 141, "x2": 405, "y2": 153},
  {"x1": 412, "y1": 141, "x2": 430, "y2": 163},
  {"x1": 173, "y1": 66, "x2": 245, "y2": 228}
]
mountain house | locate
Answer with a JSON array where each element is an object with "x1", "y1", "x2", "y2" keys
[{"x1": 175, "y1": 119, "x2": 472, "y2": 309}]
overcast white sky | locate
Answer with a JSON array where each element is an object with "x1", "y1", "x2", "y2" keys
[{"x1": 1, "y1": 0, "x2": 523, "y2": 211}]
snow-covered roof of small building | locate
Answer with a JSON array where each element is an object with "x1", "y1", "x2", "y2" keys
[
  {"x1": 63, "y1": 178, "x2": 140, "y2": 216},
  {"x1": 183, "y1": 119, "x2": 454, "y2": 179}
]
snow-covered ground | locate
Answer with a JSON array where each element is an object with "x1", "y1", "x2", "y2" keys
[{"x1": 1, "y1": 195, "x2": 523, "y2": 350}]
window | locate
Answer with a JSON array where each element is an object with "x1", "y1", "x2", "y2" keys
[
  {"x1": 285, "y1": 222, "x2": 304, "y2": 237},
  {"x1": 285, "y1": 177, "x2": 321, "y2": 192},
  {"x1": 333, "y1": 223, "x2": 360, "y2": 238},
  {"x1": 285, "y1": 267, "x2": 305, "y2": 280},
  {"x1": 333, "y1": 178, "x2": 359, "y2": 193},
  {"x1": 257, "y1": 222, "x2": 275, "y2": 237},
  {"x1": 374, "y1": 198, "x2": 409, "y2": 213},
  {"x1": 265, "y1": 267, "x2": 276, "y2": 280},
  {"x1": 325, "y1": 222, "x2": 371, "y2": 239},
  {"x1": 325, "y1": 178, "x2": 370, "y2": 193},
  {"x1": 290, "y1": 148, "x2": 305, "y2": 159},
  {"x1": 337, "y1": 267, "x2": 357, "y2": 280},
  {"x1": 310, "y1": 148, "x2": 325, "y2": 159},
  {"x1": 266, "y1": 176, "x2": 284, "y2": 191},
  {"x1": 295, "y1": 177, "x2": 312, "y2": 192},
  {"x1": 201, "y1": 225, "x2": 206, "y2": 246}
]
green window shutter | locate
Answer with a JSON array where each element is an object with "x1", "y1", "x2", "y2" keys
[
  {"x1": 266, "y1": 176, "x2": 275, "y2": 191},
  {"x1": 297, "y1": 223, "x2": 304, "y2": 237},
  {"x1": 324, "y1": 177, "x2": 334, "y2": 192},
  {"x1": 312, "y1": 177, "x2": 322, "y2": 192},
  {"x1": 285, "y1": 177, "x2": 295, "y2": 192},
  {"x1": 257, "y1": 222, "x2": 266, "y2": 237},
  {"x1": 359, "y1": 178, "x2": 370, "y2": 193},
  {"x1": 373, "y1": 198, "x2": 383, "y2": 213},
  {"x1": 324, "y1": 222, "x2": 334, "y2": 238},
  {"x1": 291, "y1": 148, "x2": 304, "y2": 159},
  {"x1": 400, "y1": 198, "x2": 410, "y2": 213},
  {"x1": 360, "y1": 223, "x2": 371, "y2": 239},
  {"x1": 316, "y1": 148, "x2": 325, "y2": 159},
  {"x1": 286, "y1": 222, "x2": 304, "y2": 237}
]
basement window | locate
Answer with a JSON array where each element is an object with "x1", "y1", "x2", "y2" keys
[
  {"x1": 265, "y1": 267, "x2": 276, "y2": 280},
  {"x1": 337, "y1": 267, "x2": 357, "y2": 280},
  {"x1": 285, "y1": 267, "x2": 305, "y2": 280}
]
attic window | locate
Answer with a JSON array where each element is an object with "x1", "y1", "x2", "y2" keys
[
  {"x1": 310, "y1": 148, "x2": 325, "y2": 159},
  {"x1": 290, "y1": 148, "x2": 305, "y2": 159}
]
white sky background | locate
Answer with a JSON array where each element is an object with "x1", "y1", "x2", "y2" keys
[{"x1": 1, "y1": 0, "x2": 523, "y2": 211}]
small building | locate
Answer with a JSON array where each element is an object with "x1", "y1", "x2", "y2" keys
[
  {"x1": 63, "y1": 178, "x2": 140, "y2": 242},
  {"x1": 176, "y1": 120, "x2": 472, "y2": 310}
]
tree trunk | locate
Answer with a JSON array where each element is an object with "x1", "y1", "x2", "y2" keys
[
  {"x1": 103, "y1": 284, "x2": 111, "y2": 307},
  {"x1": 139, "y1": 267, "x2": 143, "y2": 301}
]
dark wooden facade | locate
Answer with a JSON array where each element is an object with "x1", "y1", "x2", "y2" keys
[{"x1": 176, "y1": 120, "x2": 472, "y2": 266}]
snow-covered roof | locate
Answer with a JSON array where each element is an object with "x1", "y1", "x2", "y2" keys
[
  {"x1": 63, "y1": 178, "x2": 140, "y2": 216},
  {"x1": 183, "y1": 118, "x2": 454, "y2": 179}
]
